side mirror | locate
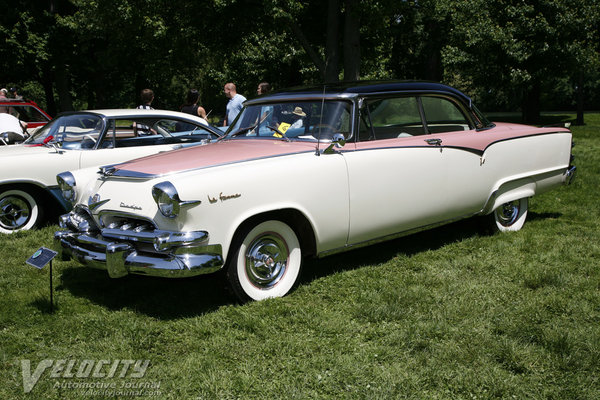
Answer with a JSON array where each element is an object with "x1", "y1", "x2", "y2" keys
[{"x1": 323, "y1": 133, "x2": 346, "y2": 154}]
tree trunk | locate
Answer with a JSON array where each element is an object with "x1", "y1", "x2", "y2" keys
[
  {"x1": 324, "y1": 0, "x2": 340, "y2": 82},
  {"x1": 424, "y1": 21, "x2": 443, "y2": 81},
  {"x1": 576, "y1": 70, "x2": 585, "y2": 125},
  {"x1": 521, "y1": 82, "x2": 541, "y2": 125},
  {"x1": 289, "y1": 21, "x2": 325, "y2": 78},
  {"x1": 40, "y1": 66, "x2": 57, "y2": 117},
  {"x1": 55, "y1": 62, "x2": 74, "y2": 112},
  {"x1": 343, "y1": 0, "x2": 360, "y2": 81}
]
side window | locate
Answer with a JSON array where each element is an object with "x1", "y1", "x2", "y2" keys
[
  {"x1": 359, "y1": 97, "x2": 425, "y2": 141},
  {"x1": 421, "y1": 97, "x2": 470, "y2": 133},
  {"x1": 99, "y1": 118, "x2": 216, "y2": 149},
  {"x1": 99, "y1": 119, "x2": 138, "y2": 148}
]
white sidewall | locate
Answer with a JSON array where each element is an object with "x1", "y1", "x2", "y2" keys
[
  {"x1": 0, "y1": 189, "x2": 39, "y2": 233},
  {"x1": 494, "y1": 198, "x2": 528, "y2": 232},
  {"x1": 236, "y1": 220, "x2": 302, "y2": 301}
]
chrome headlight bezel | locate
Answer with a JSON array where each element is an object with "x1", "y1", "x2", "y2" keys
[
  {"x1": 57, "y1": 171, "x2": 77, "y2": 203},
  {"x1": 152, "y1": 181, "x2": 182, "y2": 218}
]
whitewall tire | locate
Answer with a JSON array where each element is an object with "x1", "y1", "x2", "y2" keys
[
  {"x1": 492, "y1": 198, "x2": 528, "y2": 232},
  {"x1": 0, "y1": 189, "x2": 41, "y2": 233},
  {"x1": 226, "y1": 220, "x2": 303, "y2": 302}
]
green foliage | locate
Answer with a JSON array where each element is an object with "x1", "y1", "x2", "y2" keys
[
  {"x1": 440, "y1": 0, "x2": 600, "y2": 114},
  {"x1": 1, "y1": 1, "x2": 598, "y2": 120}
]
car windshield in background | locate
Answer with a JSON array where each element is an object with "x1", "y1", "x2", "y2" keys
[
  {"x1": 25, "y1": 113, "x2": 218, "y2": 150},
  {"x1": 227, "y1": 100, "x2": 353, "y2": 141},
  {"x1": 7, "y1": 105, "x2": 50, "y2": 122},
  {"x1": 26, "y1": 114, "x2": 104, "y2": 147}
]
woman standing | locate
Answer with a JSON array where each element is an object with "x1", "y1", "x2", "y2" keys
[{"x1": 181, "y1": 89, "x2": 208, "y2": 125}]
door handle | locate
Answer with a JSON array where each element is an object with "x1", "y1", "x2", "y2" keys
[{"x1": 425, "y1": 138, "x2": 442, "y2": 146}]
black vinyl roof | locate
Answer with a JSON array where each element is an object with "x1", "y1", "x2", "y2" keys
[{"x1": 254, "y1": 80, "x2": 472, "y2": 106}]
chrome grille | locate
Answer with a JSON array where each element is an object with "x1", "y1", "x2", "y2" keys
[{"x1": 60, "y1": 205, "x2": 99, "y2": 233}]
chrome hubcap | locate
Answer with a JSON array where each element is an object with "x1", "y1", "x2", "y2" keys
[
  {"x1": 0, "y1": 196, "x2": 31, "y2": 229},
  {"x1": 245, "y1": 233, "x2": 289, "y2": 289},
  {"x1": 497, "y1": 200, "x2": 519, "y2": 226}
]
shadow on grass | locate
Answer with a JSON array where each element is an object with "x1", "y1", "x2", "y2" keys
[
  {"x1": 30, "y1": 297, "x2": 58, "y2": 314},
  {"x1": 527, "y1": 211, "x2": 562, "y2": 222},
  {"x1": 58, "y1": 212, "x2": 562, "y2": 318},
  {"x1": 59, "y1": 267, "x2": 235, "y2": 319},
  {"x1": 301, "y1": 217, "x2": 485, "y2": 284}
]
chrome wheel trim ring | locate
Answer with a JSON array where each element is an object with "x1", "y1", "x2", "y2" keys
[
  {"x1": 245, "y1": 232, "x2": 289, "y2": 289},
  {"x1": 0, "y1": 195, "x2": 31, "y2": 230},
  {"x1": 497, "y1": 200, "x2": 520, "y2": 227}
]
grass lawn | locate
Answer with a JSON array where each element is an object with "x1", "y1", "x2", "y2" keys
[{"x1": 1, "y1": 113, "x2": 598, "y2": 399}]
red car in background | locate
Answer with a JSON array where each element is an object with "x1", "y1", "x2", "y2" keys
[{"x1": 0, "y1": 98, "x2": 51, "y2": 134}]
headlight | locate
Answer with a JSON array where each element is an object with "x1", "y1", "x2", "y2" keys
[
  {"x1": 152, "y1": 181, "x2": 201, "y2": 219},
  {"x1": 152, "y1": 181, "x2": 182, "y2": 218},
  {"x1": 57, "y1": 172, "x2": 76, "y2": 203}
]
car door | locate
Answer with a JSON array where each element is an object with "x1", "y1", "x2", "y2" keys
[{"x1": 345, "y1": 95, "x2": 485, "y2": 245}]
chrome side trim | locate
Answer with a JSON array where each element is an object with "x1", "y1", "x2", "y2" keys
[
  {"x1": 480, "y1": 167, "x2": 567, "y2": 215},
  {"x1": 105, "y1": 149, "x2": 317, "y2": 179}
]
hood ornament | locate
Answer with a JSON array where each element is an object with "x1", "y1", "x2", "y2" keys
[{"x1": 99, "y1": 165, "x2": 117, "y2": 176}]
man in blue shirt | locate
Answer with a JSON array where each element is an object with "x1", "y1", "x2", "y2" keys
[{"x1": 223, "y1": 83, "x2": 246, "y2": 126}]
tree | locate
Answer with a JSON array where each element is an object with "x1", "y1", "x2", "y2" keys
[{"x1": 441, "y1": 0, "x2": 600, "y2": 124}]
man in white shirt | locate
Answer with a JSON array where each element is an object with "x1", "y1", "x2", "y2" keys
[
  {"x1": 223, "y1": 83, "x2": 246, "y2": 126},
  {"x1": 0, "y1": 113, "x2": 27, "y2": 144}
]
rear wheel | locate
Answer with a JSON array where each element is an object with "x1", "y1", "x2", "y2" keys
[
  {"x1": 226, "y1": 220, "x2": 302, "y2": 302},
  {"x1": 491, "y1": 198, "x2": 528, "y2": 232},
  {"x1": 0, "y1": 189, "x2": 42, "y2": 233}
]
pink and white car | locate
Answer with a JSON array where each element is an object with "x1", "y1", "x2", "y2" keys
[{"x1": 54, "y1": 82, "x2": 576, "y2": 302}]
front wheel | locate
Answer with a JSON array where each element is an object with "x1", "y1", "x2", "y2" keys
[
  {"x1": 491, "y1": 198, "x2": 529, "y2": 232},
  {"x1": 0, "y1": 189, "x2": 42, "y2": 233},
  {"x1": 226, "y1": 220, "x2": 302, "y2": 302}
]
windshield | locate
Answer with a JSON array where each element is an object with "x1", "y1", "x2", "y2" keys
[
  {"x1": 471, "y1": 104, "x2": 495, "y2": 130},
  {"x1": 226, "y1": 100, "x2": 353, "y2": 141},
  {"x1": 26, "y1": 114, "x2": 104, "y2": 148}
]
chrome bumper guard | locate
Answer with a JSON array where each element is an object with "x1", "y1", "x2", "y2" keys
[
  {"x1": 564, "y1": 165, "x2": 577, "y2": 185},
  {"x1": 54, "y1": 226, "x2": 224, "y2": 278}
]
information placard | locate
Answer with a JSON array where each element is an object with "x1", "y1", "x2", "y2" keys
[{"x1": 26, "y1": 247, "x2": 58, "y2": 269}]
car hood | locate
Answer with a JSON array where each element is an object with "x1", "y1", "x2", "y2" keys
[
  {"x1": 109, "y1": 139, "x2": 317, "y2": 178},
  {"x1": 0, "y1": 143, "x2": 57, "y2": 157}
]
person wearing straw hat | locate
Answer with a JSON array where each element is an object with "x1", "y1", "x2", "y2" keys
[{"x1": 289, "y1": 106, "x2": 306, "y2": 129}]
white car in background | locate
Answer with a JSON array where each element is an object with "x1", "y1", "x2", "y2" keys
[{"x1": 0, "y1": 109, "x2": 221, "y2": 233}]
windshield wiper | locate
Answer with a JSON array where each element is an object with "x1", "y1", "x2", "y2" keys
[
  {"x1": 217, "y1": 122, "x2": 259, "y2": 141},
  {"x1": 266, "y1": 125, "x2": 290, "y2": 142}
]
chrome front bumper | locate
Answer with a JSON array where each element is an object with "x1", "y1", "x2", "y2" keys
[{"x1": 54, "y1": 224, "x2": 224, "y2": 279}]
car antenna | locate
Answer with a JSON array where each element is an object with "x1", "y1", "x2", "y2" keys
[{"x1": 315, "y1": 84, "x2": 327, "y2": 156}]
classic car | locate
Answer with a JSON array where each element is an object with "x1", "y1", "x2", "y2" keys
[
  {"x1": 0, "y1": 109, "x2": 221, "y2": 233},
  {"x1": 54, "y1": 81, "x2": 576, "y2": 302},
  {"x1": 0, "y1": 98, "x2": 51, "y2": 136}
]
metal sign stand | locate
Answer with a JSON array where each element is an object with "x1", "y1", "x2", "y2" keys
[
  {"x1": 26, "y1": 247, "x2": 58, "y2": 313},
  {"x1": 49, "y1": 260, "x2": 54, "y2": 312}
]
